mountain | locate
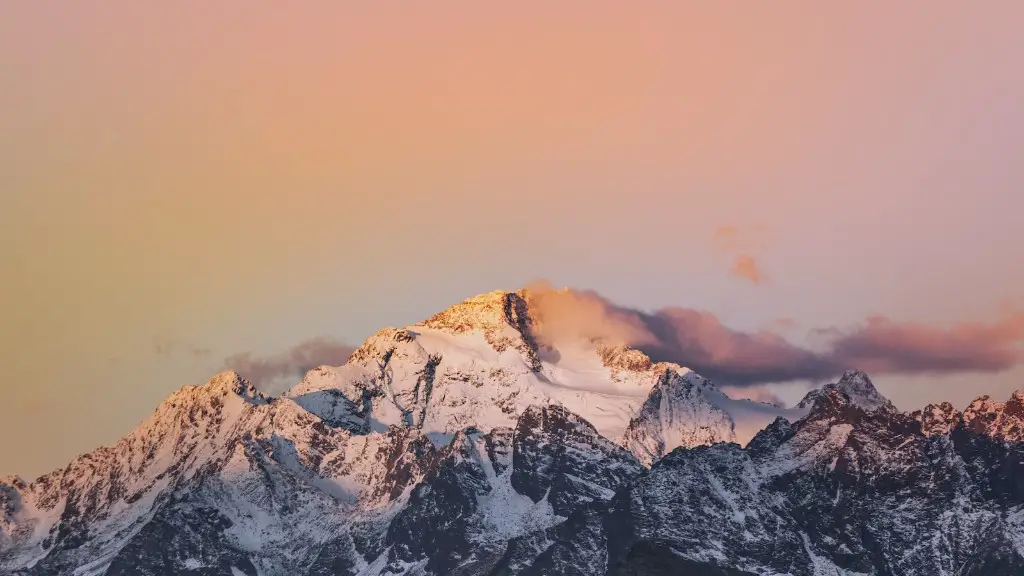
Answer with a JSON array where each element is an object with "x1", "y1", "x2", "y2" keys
[
  {"x1": 0, "y1": 289, "x2": 794, "y2": 575},
  {"x1": 283, "y1": 290, "x2": 803, "y2": 461},
  {"x1": 3, "y1": 289, "x2": 1024, "y2": 575}
]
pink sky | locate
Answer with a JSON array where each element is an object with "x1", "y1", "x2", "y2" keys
[{"x1": 2, "y1": 2, "x2": 1023, "y2": 477}]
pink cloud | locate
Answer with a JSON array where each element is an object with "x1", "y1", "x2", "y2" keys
[
  {"x1": 524, "y1": 284, "x2": 1024, "y2": 387},
  {"x1": 712, "y1": 225, "x2": 741, "y2": 251},
  {"x1": 826, "y1": 314, "x2": 1024, "y2": 375},
  {"x1": 730, "y1": 254, "x2": 767, "y2": 285}
]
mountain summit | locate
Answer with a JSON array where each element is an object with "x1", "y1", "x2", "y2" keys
[
  {"x1": 3, "y1": 289, "x2": 1024, "y2": 575},
  {"x1": 286, "y1": 289, "x2": 801, "y2": 459}
]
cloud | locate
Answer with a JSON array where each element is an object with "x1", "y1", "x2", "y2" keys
[
  {"x1": 729, "y1": 254, "x2": 767, "y2": 285},
  {"x1": 712, "y1": 223, "x2": 770, "y2": 251},
  {"x1": 712, "y1": 225, "x2": 741, "y2": 251},
  {"x1": 153, "y1": 338, "x2": 212, "y2": 359},
  {"x1": 224, "y1": 337, "x2": 356, "y2": 394},
  {"x1": 638, "y1": 307, "x2": 832, "y2": 385},
  {"x1": 719, "y1": 385, "x2": 787, "y2": 407},
  {"x1": 825, "y1": 314, "x2": 1024, "y2": 375},
  {"x1": 524, "y1": 284, "x2": 1024, "y2": 387},
  {"x1": 713, "y1": 225, "x2": 771, "y2": 285},
  {"x1": 526, "y1": 280, "x2": 656, "y2": 347},
  {"x1": 153, "y1": 338, "x2": 176, "y2": 356},
  {"x1": 771, "y1": 317, "x2": 799, "y2": 330},
  {"x1": 527, "y1": 287, "x2": 830, "y2": 385}
]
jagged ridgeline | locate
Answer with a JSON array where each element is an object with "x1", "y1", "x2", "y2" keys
[{"x1": 3, "y1": 290, "x2": 1024, "y2": 575}]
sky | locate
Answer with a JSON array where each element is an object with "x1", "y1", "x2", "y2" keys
[{"x1": 2, "y1": 2, "x2": 1023, "y2": 478}]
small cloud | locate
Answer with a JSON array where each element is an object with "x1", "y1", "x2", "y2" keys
[
  {"x1": 712, "y1": 225, "x2": 740, "y2": 252},
  {"x1": 719, "y1": 384, "x2": 788, "y2": 408},
  {"x1": 153, "y1": 338, "x2": 212, "y2": 362},
  {"x1": 224, "y1": 337, "x2": 356, "y2": 395},
  {"x1": 153, "y1": 338, "x2": 177, "y2": 356},
  {"x1": 729, "y1": 254, "x2": 767, "y2": 285},
  {"x1": 712, "y1": 223, "x2": 770, "y2": 251},
  {"x1": 713, "y1": 226, "x2": 772, "y2": 285},
  {"x1": 772, "y1": 317, "x2": 799, "y2": 329}
]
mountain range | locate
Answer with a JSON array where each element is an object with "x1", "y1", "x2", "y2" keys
[{"x1": 3, "y1": 289, "x2": 1024, "y2": 575}]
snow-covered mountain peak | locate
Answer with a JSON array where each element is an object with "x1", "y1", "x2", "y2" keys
[
  {"x1": 347, "y1": 327, "x2": 418, "y2": 365},
  {"x1": 596, "y1": 344, "x2": 655, "y2": 373},
  {"x1": 150, "y1": 372, "x2": 272, "y2": 432},
  {"x1": 621, "y1": 368, "x2": 735, "y2": 466},
  {"x1": 416, "y1": 289, "x2": 542, "y2": 371},
  {"x1": 279, "y1": 290, "x2": 808, "y2": 469},
  {"x1": 797, "y1": 369, "x2": 895, "y2": 415},
  {"x1": 202, "y1": 370, "x2": 270, "y2": 404},
  {"x1": 418, "y1": 289, "x2": 527, "y2": 333},
  {"x1": 833, "y1": 369, "x2": 894, "y2": 412}
]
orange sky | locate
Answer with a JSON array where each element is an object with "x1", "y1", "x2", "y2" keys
[{"x1": 2, "y1": 2, "x2": 1023, "y2": 477}]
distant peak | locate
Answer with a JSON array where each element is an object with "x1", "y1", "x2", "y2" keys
[
  {"x1": 835, "y1": 370, "x2": 893, "y2": 410},
  {"x1": 203, "y1": 371, "x2": 269, "y2": 404},
  {"x1": 800, "y1": 370, "x2": 895, "y2": 414},
  {"x1": 348, "y1": 327, "x2": 418, "y2": 364},
  {"x1": 965, "y1": 395, "x2": 997, "y2": 413},
  {"x1": 597, "y1": 344, "x2": 654, "y2": 373},
  {"x1": 914, "y1": 401, "x2": 961, "y2": 436},
  {"x1": 839, "y1": 369, "x2": 865, "y2": 379},
  {"x1": 838, "y1": 369, "x2": 873, "y2": 387}
]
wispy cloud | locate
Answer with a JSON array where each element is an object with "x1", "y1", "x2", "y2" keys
[
  {"x1": 771, "y1": 317, "x2": 799, "y2": 330},
  {"x1": 719, "y1": 384, "x2": 787, "y2": 407},
  {"x1": 712, "y1": 225, "x2": 741, "y2": 251},
  {"x1": 713, "y1": 225, "x2": 770, "y2": 286},
  {"x1": 153, "y1": 337, "x2": 212, "y2": 359},
  {"x1": 223, "y1": 337, "x2": 356, "y2": 394}
]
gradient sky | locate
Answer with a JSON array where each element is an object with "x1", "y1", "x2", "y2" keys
[{"x1": 2, "y1": 2, "x2": 1023, "y2": 478}]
